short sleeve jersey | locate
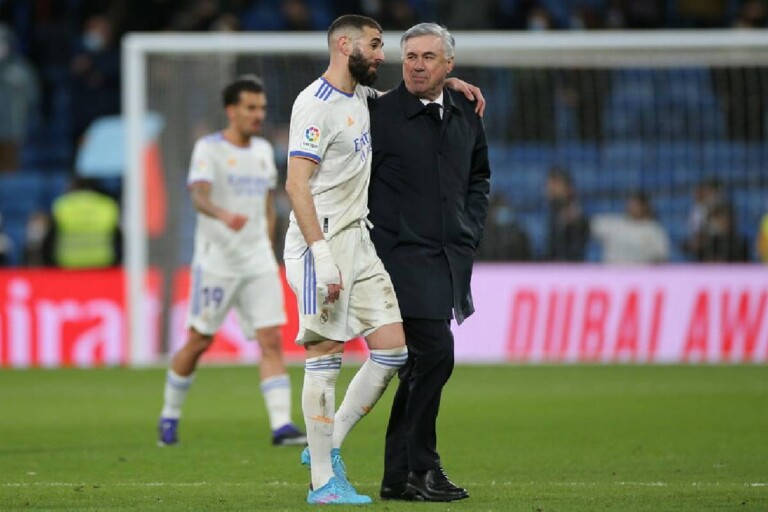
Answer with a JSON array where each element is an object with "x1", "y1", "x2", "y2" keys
[
  {"x1": 187, "y1": 132, "x2": 278, "y2": 276},
  {"x1": 284, "y1": 77, "x2": 375, "y2": 259}
]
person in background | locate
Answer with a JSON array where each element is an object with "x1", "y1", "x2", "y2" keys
[
  {"x1": 0, "y1": 212, "x2": 12, "y2": 265},
  {"x1": 544, "y1": 167, "x2": 589, "y2": 261},
  {"x1": 0, "y1": 22, "x2": 40, "y2": 171},
  {"x1": 683, "y1": 177, "x2": 726, "y2": 259},
  {"x1": 476, "y1": 193, "x2": 532, "y2": 261},
  {"x1": 23, "y1": 211, "x2": 51, "y2": 266},
  {"x1": 44, "y1": 177, "x2": 122, "y2": 268},
  {"x1": 157, "y1": 76, "x2": 307, "y2": 448},
  {"x1": 690, "y1": 203, "x2": 751, "y2": 262},
  {"x1": 590, "y1": 191, "x2": 669, "y2": 264},
  {"x1": 758, "y1": 203, "x2": 768, "y2": 263},
  {"x1": 70, "y1": 14, "x2": 120, "y2": 147}
]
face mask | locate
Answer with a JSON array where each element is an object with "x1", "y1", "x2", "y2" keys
[
  {"x1": 494, "y1": 206, "x2": 514, "y2": 226},
  {"x1": 528, "y1": 17, "x2": 548, "y2": 31},
  {"x1": 82, "y1": 31, "x2": 106, "y2": 52}
]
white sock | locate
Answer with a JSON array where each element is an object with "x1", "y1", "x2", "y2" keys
[
  {"x1": 332, "y1": 346, "x2": 408, "y2": 449},
  {"x1": 260, "y1": 374, "x2": 292, "y2": 431},
  {"x1": 303, "y1": 353, "x2": 342, "y2": 489},
  {"x1": 161, "y1": 370, "x2": 195, "y2": 419}
]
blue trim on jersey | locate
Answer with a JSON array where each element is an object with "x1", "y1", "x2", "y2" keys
[
  {"x1": 191, "y1": 265, "x2": 202, "y2": 315},
  {"x1": 303, "y1": 251, "x2": 317, "y2": 315},
  {"x1": 314, "y1": 81, "x2": 334, "y2": 101},
  {"x1": 315, "y1": 77, "x2": 355, "y2": 100},
  {"x1": 289, "y1": 150, "x2": 321, "y2": 163},
  {"x1": 201, "y1": 131, "x2": 225, "y2": 142}
]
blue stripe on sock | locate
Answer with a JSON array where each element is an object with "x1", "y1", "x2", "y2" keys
[
  {"x1": 166, "y1": 372, "x2": 193, "y2": 390},
  {"x1": 260, "y1": 375, "x2": 290, "y2": 393},
  {"x1": 370, "y1": 352, "x2": 408, "y2": 368},
  {"x1": 305, "y1": 354, "x2": 342, "y2": 371}
]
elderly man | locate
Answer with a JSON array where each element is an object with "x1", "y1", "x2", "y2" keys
[{"x1": 368, "y1": 22, "x2": 491, "y2": 502}]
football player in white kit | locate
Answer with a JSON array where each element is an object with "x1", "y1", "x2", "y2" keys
[
  {"x1": 284, "y1": 15, "x2": 484, "y2": 505},
  {"x1": 158, "y1": 76, "x2": 306, "y2": 448}
]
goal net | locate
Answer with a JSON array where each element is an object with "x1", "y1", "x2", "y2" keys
[{"x1": 123, "y1": 31, "x2": 768, "y2": 365}]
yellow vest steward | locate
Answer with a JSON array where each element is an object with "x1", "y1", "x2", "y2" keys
[{"x1": 53, "y1": 190, "x2": 119, "y2": 268}]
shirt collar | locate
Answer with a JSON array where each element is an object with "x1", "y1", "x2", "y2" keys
[{"x1": 419, "y1": 92, "x2": 444, "y2": 108}]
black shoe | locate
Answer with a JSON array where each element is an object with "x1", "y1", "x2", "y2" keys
[
  {"x1": 380, "y1": 482, "x2": 416, "y2": 501},
  {"x1": 406, "y1": 467, "x2": 469, "y2": 502}
]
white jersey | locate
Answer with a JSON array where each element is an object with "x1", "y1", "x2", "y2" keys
[
  {"x1": 284, "y1": 77, "x2": 376, "y2": 259},
  {"x1": 187, "y1": 132, "x2": 278, "y2": 276}
]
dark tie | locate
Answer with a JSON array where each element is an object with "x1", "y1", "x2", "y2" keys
[{"x1": 425, "y1": 102, "x2": 442, "y2": 122}]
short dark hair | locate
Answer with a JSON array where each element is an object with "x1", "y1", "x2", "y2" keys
[
  {"x1": 327, "y1": 14, "x2": 382, "y2": 45},
  {"x1": 222, "y1": 75, "x2": 265, "y2": 107}
]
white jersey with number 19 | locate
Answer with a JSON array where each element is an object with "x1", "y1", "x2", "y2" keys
[
  {"x1": 284, "y1": 77, "x2": 376, "y2": 259},
  {"x1": 187, "y1": 132, "x2": 278, "y2": 277}
]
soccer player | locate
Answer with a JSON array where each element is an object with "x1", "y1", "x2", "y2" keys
[
  {"x1": 284, "y1": 15, "x2": 484, "y2": 505},
  {"x1": 157, "y1": 75, "x2": 306, "y2": 448}
]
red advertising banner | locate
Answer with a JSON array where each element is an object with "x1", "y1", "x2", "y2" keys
[
  {"x1": 0, "y1": 269, "x2": 134, "y2": 368},
  {"x1": 1, "y1": 265, "x2": 766, "y2": 367},
  {"x1": 456, "y1": 264, "x2": 768, "y2": 364}
]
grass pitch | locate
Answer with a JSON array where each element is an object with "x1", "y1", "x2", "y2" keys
[{"x1": 0, "y1": 365, "x2": 766, "y2": 511}]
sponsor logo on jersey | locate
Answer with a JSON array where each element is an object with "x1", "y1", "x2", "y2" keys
[
  {"x1": 353, "y1": 130, "x2": 372, "y2": 162},
  {"x1": 227, "y1": 174, "x2": 271, "y2": 196},
  {"x1": 300, "y1": 125, "x2": 321, "y2": 151}
]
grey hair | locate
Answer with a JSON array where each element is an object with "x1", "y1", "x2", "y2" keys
[{"x1": 400, "y1": 23, "x2": 455, "y2": 59}]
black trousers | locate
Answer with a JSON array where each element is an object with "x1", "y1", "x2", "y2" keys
[{"x1": 382, "y1": 317, "x2": 454, "y2": 485}]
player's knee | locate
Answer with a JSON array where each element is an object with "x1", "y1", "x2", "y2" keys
[
  {"x1": 186, "y1": 328, "x2": 214, "y2": 355},
  {"x1": 257, "y1": 327, "x2": 283, "y2": 359}
]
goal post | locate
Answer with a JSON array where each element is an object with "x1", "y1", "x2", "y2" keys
[{"x1": 122, "y1": 30, "x2": 768, "y2": 366}]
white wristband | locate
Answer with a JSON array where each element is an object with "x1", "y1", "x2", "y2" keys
[{"x1": 310, "y1": 240, "x2": 340, "y2": 286}]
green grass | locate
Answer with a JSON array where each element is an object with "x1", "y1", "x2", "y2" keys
[{"x1": 0, "y1": 365, "x2": 766, "y2": 511}]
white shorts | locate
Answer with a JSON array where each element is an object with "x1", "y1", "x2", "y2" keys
[
  {"x1": 285, "y1": 221, "x2": 402, "y2": 344},
  {"x1": 187, "y1": 265, "x2": 287, "y2": 339}
]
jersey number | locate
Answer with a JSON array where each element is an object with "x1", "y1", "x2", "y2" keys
[{"x1": 202, "y1": 286, "x2": 224, "y2": 308}]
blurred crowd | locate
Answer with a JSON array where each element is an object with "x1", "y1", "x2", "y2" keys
[{"x1": 1, "y1": 0, "x2": 768, "y2": 267}]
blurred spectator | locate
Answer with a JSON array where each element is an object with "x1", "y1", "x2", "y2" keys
[
  {"x1": 734, "y1": 0, "x2": 767, "y2": 28},
  {"x1": 435, "y1": 0, "x2": 496, "y2": 30},
  {"x1": 683, "y1": 177, "x2": 725, "y2": 257},
  {"x1": 165, "y1": 0, "x2": 220, "y2": 31},
  {"x1": 495, "y1": 0, "x2": 555, "y2": 30},
  {"x1": 476, "y1": 194, "x2": 533, "y2": 261},
  {"x1": 570, "y1": 5, "x2": 604, "y2": 29},
  {"x1": 688, "y1": 203, "x2": 751, "y2": 262},
  {"x1": 544, "y1": 168, "x2": 589, "y2": 261},
  {"x1": 70, "y1": 14, "x2": 121, "y2": 147},
  {"x1": 378, "y1": 0, "x2": 419, "y2": 30},
  {"x1": 619, "y1": 0, "x2": 665, "y2": 28},
  {"x1": 675, "y1": 0, "x2": 727, "y2": 28},
  {"x1": 758, "y1": 205, "x2": 768, "y2": 263},
  {"x1": 0, "y1": 212, "x2": 12, "y2": 265},
  {"x1": 0, "y1": 22, "x2": 40, "y2": 172},
  {"x1": 241, "y1": 0, "x2": 331, "y2": 31},
  {"x1": 590, "y1": 191, "x2": 670, "y2": 264},
  {"x1": 44, "y1": 177, "x2": 122, "y2": 269},
  {"x1": 23, "y1": 210, "x2": 51, "y2": 266}
]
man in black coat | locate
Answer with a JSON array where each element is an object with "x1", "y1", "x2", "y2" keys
[{"x1": 368, "y1": 22, "x2": 491, "y2": 502}]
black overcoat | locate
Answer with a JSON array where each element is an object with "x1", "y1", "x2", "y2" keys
[{"x1": 368, "y1": 82, "x2": 491, "y2": 325}]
